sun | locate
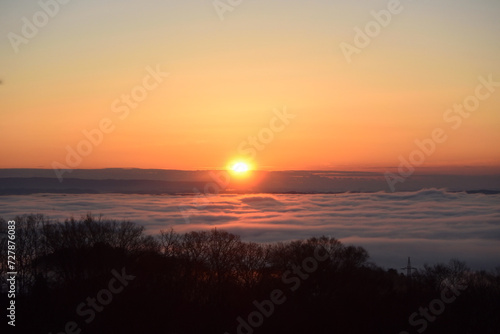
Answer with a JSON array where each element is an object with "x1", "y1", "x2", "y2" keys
[
  {"x1": 227, "y1": 159, "x2": 253, "y2": 178},
  {"x1": 231, "y1": 162, "x2": 250, "y2": 173}
]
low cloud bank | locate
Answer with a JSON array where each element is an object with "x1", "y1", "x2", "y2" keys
[{"x1": 1, "y1": 189, "x2": 499, "y2": 269}]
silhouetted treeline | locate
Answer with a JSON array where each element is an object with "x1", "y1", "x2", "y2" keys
[{"x1": 1, "y1": 214, "x2": 499, "y2": 333}]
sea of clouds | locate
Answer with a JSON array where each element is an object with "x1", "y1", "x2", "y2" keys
[{"x1": 1, "y1": 189, "x2": 499, "y2": 270}]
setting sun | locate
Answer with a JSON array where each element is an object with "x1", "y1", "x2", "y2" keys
[{"x1": 231, "y1": 162, "x2": 250, "y2": 173}]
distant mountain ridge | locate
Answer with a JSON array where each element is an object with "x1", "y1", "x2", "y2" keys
[{"x1": 0, "y1": 169, "x2": 499, "y2": 194}]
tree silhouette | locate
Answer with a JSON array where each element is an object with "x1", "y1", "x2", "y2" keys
[{"x1": 1, "y1": 214, "x2": 498, "y2": 334}]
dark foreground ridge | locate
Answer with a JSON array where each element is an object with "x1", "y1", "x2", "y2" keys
[{"x1": 1, "y1": 214, "x2": 499, "y2": 333}]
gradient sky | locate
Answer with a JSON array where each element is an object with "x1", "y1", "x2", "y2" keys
[{"x1": 1, "y1": 0, "x2": 499, "y2": 170}]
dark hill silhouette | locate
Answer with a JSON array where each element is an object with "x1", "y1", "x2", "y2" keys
[
  {"x1": 1, "y1": 168, "x2": 499, "y2": 193},
  {"x1": 1, "y1": 214, "x2": 499, "y2": 333}
]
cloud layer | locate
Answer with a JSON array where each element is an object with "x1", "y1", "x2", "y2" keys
[{"x1": 1, "y1": 189, "x2": 499, "y2": 270}]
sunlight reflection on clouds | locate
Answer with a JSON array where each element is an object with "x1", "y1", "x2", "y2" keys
[{"x1": 1, "y1": 189, "x2": 499, "y2": 269}]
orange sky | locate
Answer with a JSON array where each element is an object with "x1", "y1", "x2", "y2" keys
[{"x1": 1, "y1": 0, "x2": 499, "y2": 171}]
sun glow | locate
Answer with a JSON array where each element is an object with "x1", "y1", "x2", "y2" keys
[{"x1": 231, "y1": 162, "x2": 250, "y2": 173}]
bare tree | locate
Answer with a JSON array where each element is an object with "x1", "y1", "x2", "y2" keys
[
  {"x1": 158, "y1": 228, "x2": 181, "y2": 257},
  {"x1": 235, "y1": 242, "x2": 270, "y2": 288}
]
